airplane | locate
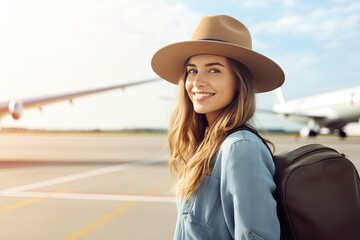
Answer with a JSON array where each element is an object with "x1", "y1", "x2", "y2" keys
[
  {"x1": 262, "y1": 85, "x2": 360, "y2": 138},
  {"x1": 0, "y1": 78, "x2": 160, "y2": 127}
]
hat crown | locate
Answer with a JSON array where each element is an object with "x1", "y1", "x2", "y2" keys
[{"x1": 191, "y1": 15, "x2": 252, "y2": 49}]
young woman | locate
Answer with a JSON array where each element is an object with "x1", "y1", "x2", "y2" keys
[{"x1": 151, "y1": 15, "x2": 284, "y2": 240}]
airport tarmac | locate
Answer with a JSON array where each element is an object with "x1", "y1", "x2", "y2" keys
[{"x1": 0, "y1": 132, "x2": 359, "y2": 240}]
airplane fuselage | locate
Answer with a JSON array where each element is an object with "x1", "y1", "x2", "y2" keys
[{"x1": 273, "y1": 86, "x2": 360, "y2": 132}]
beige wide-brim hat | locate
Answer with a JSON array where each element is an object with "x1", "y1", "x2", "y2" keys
[{"x1": 151, "y1": 15, "x2": 285, "y2": 93}]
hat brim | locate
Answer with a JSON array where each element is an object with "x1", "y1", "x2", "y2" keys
[{"x1": 151, "y1": 40, "x2": 284, "y2": 93}]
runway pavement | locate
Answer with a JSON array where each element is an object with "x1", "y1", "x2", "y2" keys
[{"x1": 0, "y1": 132, "x2": 359, "y2": 240}]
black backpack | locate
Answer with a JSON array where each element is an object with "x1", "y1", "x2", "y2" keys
[{"x1": 229, "y1": 126, "x2": 360, "y2": 240}]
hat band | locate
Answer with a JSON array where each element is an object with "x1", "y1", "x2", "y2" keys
[{"x1": 199, "y1": 38, "x2": 229, "y2": 43}]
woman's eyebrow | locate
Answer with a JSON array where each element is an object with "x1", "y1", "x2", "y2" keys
[
  {"x1": 185, "y1": 63, "x2": 196, "y2": 68},
  {"x1": 205, "y1": 62, "x2": 225, "y2": 67},
  {"x1": 186, "y1": 62, "x2": 225, "y2": 68}
]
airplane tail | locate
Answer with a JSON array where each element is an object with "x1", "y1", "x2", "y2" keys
[{"x1": 273, "y1": 88, "x2": 285, "y2": 106}]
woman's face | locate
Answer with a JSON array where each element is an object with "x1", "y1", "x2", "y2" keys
[{"x1": 185, "y1": 54, "x2": 237, "y2": 125}]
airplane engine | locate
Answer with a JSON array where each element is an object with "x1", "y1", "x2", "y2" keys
[
  {"x1": 300, "y1": 127, "x2": 318, "y2": 137},
  {"x1": 8, "y1": 100, "x2": 24, "y2": 120}
]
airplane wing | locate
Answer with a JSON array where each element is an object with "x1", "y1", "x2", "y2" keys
[
  {"x1": 256, "y1": 108, "x2": 327, "y2": 122},
  {"x1": 0, "y1": 78, "x2": 161, "y2": 120}
]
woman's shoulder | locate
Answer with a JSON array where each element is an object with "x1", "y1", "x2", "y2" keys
[
  {"x1": 217, "y1": 129, "x2": 275, "y2": 172},
  {"x1": 219, "y1": 129, "x2": 273, "y2": 162},
  {"x1": 222, "y1": 129, "x2": 264, "y2": 148},
  {"x1": 211, "y1": 129, "x2": 275, "y2": 178}
]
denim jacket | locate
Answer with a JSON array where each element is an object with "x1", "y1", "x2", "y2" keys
[{"x1": 174, "y1": 130, "x2": 280, "y2": 240}]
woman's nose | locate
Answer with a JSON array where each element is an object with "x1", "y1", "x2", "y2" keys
[{"x1": 193, "y1": 74, "x2": 207, "y2": 87}]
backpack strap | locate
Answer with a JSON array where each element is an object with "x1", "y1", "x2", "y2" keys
[{"x1": 226, "y1": 125, "x2": 273, "y2": 155}]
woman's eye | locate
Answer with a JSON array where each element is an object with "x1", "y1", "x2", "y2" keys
[
  {"x1": 187, "y1": 69, "x2": 197, "y2": 74},
  {"x1": 209, "y1": 68, "x2": 220, "y2": 73}
]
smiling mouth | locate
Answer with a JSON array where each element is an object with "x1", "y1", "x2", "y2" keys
[{"x1": 193, "y1": 92, "x2": 215, "y2": 100}]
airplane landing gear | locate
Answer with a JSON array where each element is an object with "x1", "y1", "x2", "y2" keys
[
  {"x1": 338, "y1": 129, "x2": 347, "y2": 139},
  {"x1": 334, "y1": 129, "x2": 347, "y2": 139},
  {"x1": 309, "y1": 129, "x2": 319, "y2": 137},
  {"x1": 300, "y1": 127, "x2": 319, "y2": 138}
]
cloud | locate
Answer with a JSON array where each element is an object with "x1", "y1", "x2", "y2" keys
[
  {"x1": 282, "y1": 0, "x2": 298, "y2": 8},
  {"x1": 238, "y1": 0, "x2": 298, "y2": 8},
  {"x1": 276, "y1": 52, "x2": 323, "y2": 95},
  {"x1": 238, "y1": 0, "x2": 270, "y2": 8},
  {"x1": 252, "y1": 2, "x2": 360, "y2": 47}
]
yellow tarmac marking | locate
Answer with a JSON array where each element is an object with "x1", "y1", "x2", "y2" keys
[
  {"x1": 0, "y1": 197, "x2": 48, "y2": 213},
  {"x1": 64, "y1": 201, "x2": 137, "y2": 240},
  {"x1": 64, "y1": 179, "x2": 170, "y2": 240},
  {"x1": 0, "y1": 190, "x2": 67, "y2": 213}
]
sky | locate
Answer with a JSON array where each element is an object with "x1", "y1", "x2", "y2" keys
[{"x1": 0, "y1": 0, "x2": 359, "y2": 131}]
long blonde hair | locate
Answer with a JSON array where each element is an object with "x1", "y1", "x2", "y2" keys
[{"x1": 168, "y1": 57, "x2": 272, "y2": 198}]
